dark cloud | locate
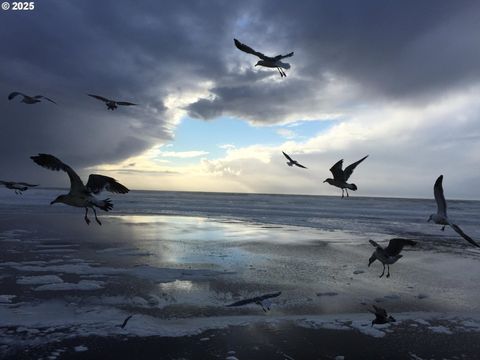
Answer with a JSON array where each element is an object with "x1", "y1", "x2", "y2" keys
[{"x1": 1, "y1": 0, "x2": 479, "y2": 187}]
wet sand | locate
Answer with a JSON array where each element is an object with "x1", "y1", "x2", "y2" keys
[{"x1": 0, "y1": 212, "x2": 479, "y2": 359}]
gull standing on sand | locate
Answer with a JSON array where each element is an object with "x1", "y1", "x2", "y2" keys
[
  {"x1": 369, "y1": 305, "x2": 396, "y2": 326},
  {"x1": 282, "y1": 151, "x2": 307, "y2": 169},
  {"x1": 226, "y1": 291, "x2": 281, "y2": 312},
  {"x1": 234, "y1": 39, "x2": 294, "y2": 77},
  {"x1": 8, "y1": 92, "x2": 56, "y2": 104},
  {"x1": 428, "y1": 175, "x2": 479, "y2": 247},
  {"x1": 31, "y1": 154, "x2": 129, "y2": 225},
  {"x1": 87, "y1": 94, "x2": 137, "y2": 110},
  {"x1": 0, "y1": 181, "x2": 38, "y2": 195},
  {"x1": 324, "y1": 156, "x2": 368, "y2": 198},
  {"x1": 368, "y1": 238, "x2": 416, "y2": 278}
]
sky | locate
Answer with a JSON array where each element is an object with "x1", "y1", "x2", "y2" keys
[{"x1": 1, "y1": 0, "x2": 480, "y2": 199}]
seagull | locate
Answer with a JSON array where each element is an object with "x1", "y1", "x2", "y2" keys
[
  {"x1": 87, "y1": 94, "x2": 137, "y2": 110},
  {"x1": 234, "y1": 39, "x2": 294, "y2": 77},
  {"x1": 369, "y1": 305, "x2": 396, "y2": 326},
  {"x1": 368, "y1": 238, "x2": 416, "y2": 278},
  {"x1": 226, "y1": 291, "x2": 281, "y2": 312},
  {"x1": 282, "y1": 151, "x2": 307, "y2": 169},
  {"x1": 30, "y1": 153, "x2": 129, "y2": 225},
  {"x1": 428, "y1": 175, "x2": 479, "y2": 247},
  {"x1": 0, "y1": 181, "x2": 38, "y2": 195},
  {"x1": 323, "y1": 155, "x2": 368, "y2": 198},
  {"x1": 117, "y1": 315, "x2": 133, "y2": 329},
  {"x1": 8, "y1": 92, "x2": 56, "y2": 104}
]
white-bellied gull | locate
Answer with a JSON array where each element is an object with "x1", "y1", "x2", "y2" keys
[
  {"x1": 369, "y1": 305, "x2": 396, "y2": 326},
  {"x1": 88, "y1": 94, "x2": 137, "y2": 110},
  {"x1": 0, "y1": 181, "x2": 38, "y2": 195},
  {"x1": 324, "y1": 155, "x2": 368, "y2": 198},
  {"x1": 368, "y1": 238, "x2": 416, "y2": 278},
  {"x1": 31, "y1": 153, "x2": 129, "y2": 225},
  {"x1": 282, "y1": 151, "x2": 307, "y2": 169},
  {"x1": 428, "y1": 175, "x2": 479, "y2": 247},
  {"x1": 234, "y1": 39, "x2": 293, "y2": 77},
  {"x1": 226, "y1": 291, "x2": 281, "y2": 312},
  {"x1": 8, "y1": 92, "x2": 56, "y2": 104}
]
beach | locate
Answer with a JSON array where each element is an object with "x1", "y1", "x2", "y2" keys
[{"x1": 1, "y1": 190, "x2": 480, "y2": 359}]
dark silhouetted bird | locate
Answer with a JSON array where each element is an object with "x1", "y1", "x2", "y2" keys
[
  {"x1": 368, "y1": 238, "x2": 416, "y2": 278},
  {"x1": 88, "y1": 94, "x2": 137, "y2": 110},
  {"x1": 234, "y1": 39, "x2": 293, "y2": 77},
  {"x1": 31, "y1": 153, "x2": 129, "y2": 225},
  {"x1": 324, "y1": 155, "x2": 368, "y2": 198}
]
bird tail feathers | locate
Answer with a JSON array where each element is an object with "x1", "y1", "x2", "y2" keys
[{"x1": 96, "y1": 198, "x2": 113, "y2": 211}]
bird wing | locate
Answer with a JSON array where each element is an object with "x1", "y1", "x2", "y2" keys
[
  {"x1": 34, "y1": 95, "x2": 57, "y2": 104},
  {"x1": 449, "y1": 223, "x2": 480, "y2": 247},
  {"x1": 8, "y1": 92, "x2": 26, "y2": 100},
  {"x1": 329, "y1": 159, "x2": 345, "y2": 181},
  {"x1": 294, "y1": 162, "x2": 308, "y2": 169},
  {"x1": 116, "y1": 101, "x2": 137, "y2": 106},
  {"x1": 258, "y1": 291, "x2": 282, "y2": 301},
  {"x1": 234, "y1": 39, "x2": 267, "y2": 60},
  {"x1": 369, "y1": 239, "x2": 382, "y2": 249},
  {"x1": 86, "y1": 174, "x2": 129, "y2": 194},
  {"x1": 30, "y1": 154, "x2": 85, "y2": 194},
  {"x1": 0, "y1": 181, "x2": 11, "y2": 186},
  {"x1": 226, "y1": 298, "x2": 256, "y2": 307},
  {"x1": 343, "y1": 155, "x2": 368, "y2": 181},
  {"x1": 282, "y1": 151, "x2": 293, "y2": 162},
  {"x1": 274, "y1": 52, "x2": 294, "y2": 60},
  {"x1": 88, "y1": 94, "x2": 110, "y2": 103},
  {"x1": 120, "y1": 315, "x2": 133, "y2": 328},
  {"x1": 385, "y1": 238, "x2": 416, "y2": 256},
  {"x1": 433, "y1": 175, "x2": 447, "y2": 217},
  {"x1": 16, "y1": 182, "x2": 39, "y2": 187}
]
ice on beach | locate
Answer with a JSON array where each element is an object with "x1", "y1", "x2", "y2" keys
[
  {"x1": 17, "y1": 275, "x2": 64, "y2": 285},
  {"x1": 34, "y1": 280, "x2": 105, "y2": 291},
  {"x1": 74, "y1": 345, "x2": 88, "y2": 352}
]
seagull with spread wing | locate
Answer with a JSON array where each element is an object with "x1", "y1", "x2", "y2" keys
[
  {"x1": 282, "y1": 151, "x2": 307, "y2": 169},
  {"x1": 369, "y1": 305, "x2": 396, "y2": 326},
  {"x1": 0, "y1": 181, "x2": 38, "y2": 195},
  {"x1": 226, "y1": 291, "x2": 281, "y2": 312},
  {"x1": 8, "y1": 92, "x2": 56, "y2": 105},
  {"x1": 428, "y1": 175, "x2": 479, "y2": 247},
  {"x1": 368, "y1": 238, "x2": 416, "y2": 278},
  {"x1": 87, "y1": 94, "x2": 137, "y2": 110},
  {"x1": 31, "y1": 154, "x2": 129, "y2": 225},
  {"x1": 234, "y1": 39, "x2": 294, "y2": 77},
  {"x1": 323, "y1": 155, "x2": 368, "y2": 198}
]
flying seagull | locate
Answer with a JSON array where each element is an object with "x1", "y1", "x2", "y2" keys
[
  {"x1": 428, "y1": 175, "x2": 479, "y2": 247},
  {"x1": 0, "y1": 181, "x2": 38, "y2": 195},
  {"x1": 117, "y1": 315, "x2": 133, "y2": 329},
  {"x1": 368, "y1": 238, "x2": 416, "y2": 278},
  {"x1": 282, "y1": 151, "x2": 307, "y2": 169},
  {"x1": 226, "y1": 291, "x2": 281, "y2": 312},
  {"x1": 324, "y1": 155, "x2": 368, "y2": 198},
  {"x1": 87, "y1": 94, "x2": 137, "y2": 110},
  {"x1": 8, "y1": 92, "x2": 56, "y2": 104},
  {"x1": 30, "y1": 153, "x2": 129, "y2": 225},
  {"x1": 369, "y1": 305, "x2": 396, "y2": 326},
  {"x1": 234, "y1": 39, "x2": 294, "y2": 77}
]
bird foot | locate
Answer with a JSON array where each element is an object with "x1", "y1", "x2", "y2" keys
[
  {"x1": 386, "y1": 273, "x2": 390, "y2": 278},
  {"x1": 95, "y1": 218, "x2": 102, "y2": 226},
  {"x1": 84, "y1": 217, "x2": 91, "y2": 225}
]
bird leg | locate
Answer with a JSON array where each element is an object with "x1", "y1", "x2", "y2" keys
[
  {"x1": 379, "y1": 264, "x2": 385, "y2": 278},
  {"x1": 84, "y1": 208, "x2": 91, "y2": 225},
  {"x1": 92, "y1": 207, "x2": 102, "y2": 225},
  {"x1": 341, "y1": 189, "x2": 345, "y2": 199},
  {"x1": 441, "y1": 226, "x2": 445, "y2": 231},
  {"x1": 346, "y1": 189, "x2": 350, "y2": 198},
  {"x1": 386, "y1": 265, "x2": 391, "y2": 278},
  {"x1": 276, "y1": 67, "x2": 284, "y2": 77}
]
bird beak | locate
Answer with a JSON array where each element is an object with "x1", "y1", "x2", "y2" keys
[
  {"x1": 50, "y1": 200, "x2": 56, "y2": 205},
  {"x1": 323, "y1": 180, "x2": 327, "y2": 183}
]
